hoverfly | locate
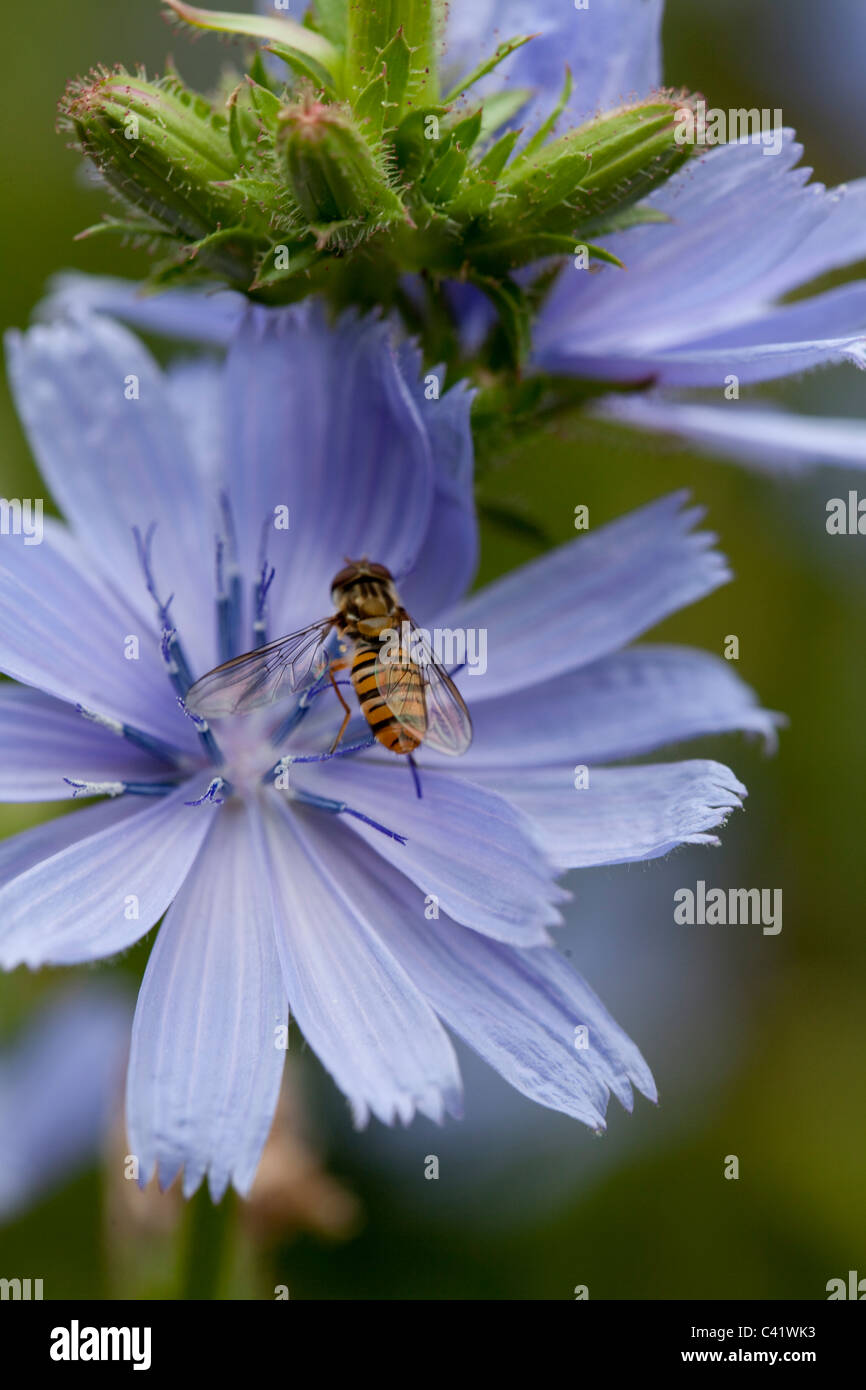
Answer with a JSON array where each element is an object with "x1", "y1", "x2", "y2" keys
[{"x1": 185, "y1": 559, "x2": 473, "y2": 758}]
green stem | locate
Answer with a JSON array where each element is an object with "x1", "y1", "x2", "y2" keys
[{"x1": 181, "y1": 1186, "x2": 236, "y2": 1300}]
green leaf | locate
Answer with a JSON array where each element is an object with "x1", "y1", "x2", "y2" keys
[
  {"x1": 249, "y1": 243, "x2": 320, "y2": 290},
  {"x1": 477, "y1": 128, "x2": 521, "y2": 181},
  {"x1": 74, "y1": 218, "x2": 174, "y2": 242},
  {"x1": 478, "y1": 88, "x2": 531, "y2": 141},
  {"x1": 149, "y1": 223, "x2": 268, "y2": 288},
  {"x1": 248, "y1": 49, "x2": 277, "y2": 94},
  {"x1": 442, "y1": 34, "x2": 536, "y2": 104},
  {"x1": 245, "y1": 77, "x2": 283, "y2": 124},
  {"x1": 447, "y1": 130, "x2": 520, "y2": 220},
  {"x1": 471, "y1": 232, "x2": 625, "y2": 272},
  {"x1": 449, "y1": 108, "x2": 483, "y2": 153},
  {"x1": 354, "y1": 70, "x2": 388, "y2": 132},
  {"x1": 163, "y1": 2, "x2": 341, "y2": 74},
  {"x1": 521, "y1": 65, "x2": 572, "y2": 160},
  {"x1": 468, "y1": 273, "x2": 532, "y2": 367},
  {"x1": 354, "y1": 30, "x2": 411, "y2": 131},
  {"x1": 227, "y1": 89, "x2": 246, "y2": 161},
  {"x1": 178, "y1": 224, "x2": 265, "y2": 259},
  {"x1": 266, "y1": 42, "x2": 338, "y2": 96},
  {"x1": 421, "y1": 145, "x2": 468, "y2": 204},
  {"x1": 215, "y1": 176, "x2": 284, "y2": 204},
  {"x1": 420, "y1": 109, "x2": 482, "y2": 204},
  {"x1": 577, "y1": 204, "x2": 672, "y2": 238},
  {"x1": 346, "y1": 1, "x2": 438, "y2": 107},
  {"x1": 391, "y1": 105, "x2": 448, "y2": 179},
  {"x1": 307, "y1": 0, "x2": 349, "y2": 48}
]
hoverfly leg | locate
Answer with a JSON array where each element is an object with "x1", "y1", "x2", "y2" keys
[
  {"x1": 407, "y1": 754, "x2": 423, "y2": 800},
  {"x1": 327, "y1": 661, "x2": 352, "y2": 754}
]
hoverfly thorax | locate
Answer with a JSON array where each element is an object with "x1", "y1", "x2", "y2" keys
[{"x1": 330, "y1": 559, "x2": 398, "y2": 635}]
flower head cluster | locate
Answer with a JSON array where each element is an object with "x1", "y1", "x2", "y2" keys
[
  {"x1": 60, "y1": 0, "x2": 693, "y2": 364},
  {"x1": 0, "y1": 296, "x2": 775, "y2": 1195},
  {"x1": 56, "y1": 0, "x2": 866, "y2": 474}
]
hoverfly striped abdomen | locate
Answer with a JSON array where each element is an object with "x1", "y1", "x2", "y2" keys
[{"x1": 351, "y1": 641, "x2": 423, "y2": 755}]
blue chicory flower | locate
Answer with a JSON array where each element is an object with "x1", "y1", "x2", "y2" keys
[
  {"x1": 0, "y1": 298, "x2": 775, "y2": 1198},
  {"x1": 442, "y1": 0, "x2": 866, "y2": 471},
  {"x1": 0, "y1": 985, "x2": 131, "y2": 1219}
]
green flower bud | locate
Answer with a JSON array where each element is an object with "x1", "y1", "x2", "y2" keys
[
  {"x1": 62, "y1": 68, "x2": 248, "y2": 240},
  {"x1": 277, "y1": 100, "x2": 404, "y2": 238},
  {"x1": 472, "y1": 96, "x2": 695, "y2": 268}
]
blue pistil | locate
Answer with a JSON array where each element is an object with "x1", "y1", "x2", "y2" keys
[
  {"x1": 64, "y1": 777, "x2": 181, "y2": 798},
  {"x1": 132, "y1": 524, "x2": 195, "y2": 696},
  {"x1": 76, "y1": 705, "x2": 186, "y2": 767},
  {"x1": 132, "y1": 522, "x2": 223, "y2": 767},
  {"x1": 185, "y1": 776, "x2": 228, "y2": 807},
  {"x1": 253, "y1": 559, "x2": 276, "y2": 648},
  {"x1": 269, "y1": 666, "x2": 334, "y2": 747},
  {"x1": 290, "y1": 788, "x2": 407, "y2": 844},
  {"x1": 286, "y1": 736, "x2": 377, "y2": 767},
  {"x1": 217, "y1": 492, "x2": 243, "y2": 661},
  {"x1": 177, "y1": 698, "x2": 224, "y2": 767},
  {"x1": 407, "y1": 753, "x2": 423, "y2": 800}
]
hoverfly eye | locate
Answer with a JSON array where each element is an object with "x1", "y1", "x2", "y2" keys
[
  {"x1": 366, "y1": 562, "x2": 392, "y2": 580},
  {"x1": 331, "y1": 565, "x2": 359, "y2": 590}
]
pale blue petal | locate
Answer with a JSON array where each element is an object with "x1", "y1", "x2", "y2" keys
[
  {"x1": 6, "y1": 315, "x2": 218, "y2": 678},
  {"x1": 260, "y1": 795, "x2": 463, "y2": 1127},
  {"x1": 536, "y1": 316, "x2": 866, "y2": 386},
  {"x1": 0, "y1": 521, "x2": 198, "y2": 752},
  {"x1": 296, "y1": 759, "x2": 565, "y2": 945},
  {"x1": 165, "y1": 359, "x2": 226, "y2": 492},
  {"x1": 39, "y1": 273, "x2": 244, "y2": 346},
  {"x1": 0, "y1": 986, "x2": 131, "y2": 1219},
  {"x1": 0, "y1": 685, "x2": 177, "y2": 801},
  {"x1": 623, "y1": 281, "x2": 866, "y2": 386},
  {"x1": 594, "y1": 395, "x2": 866, "y2": 471},
  {"x1": 0, "y1": 798, "x2": 145, "y2": 883},
  {"x1": 535, "y1": 136, "x2": 808, "y2": 359},
  {"x1": 445, "y1": 0, "x2": 663, "y2": 129},
  {"x1": 473, "y1": 760, "x2": 746, "y2": 868},
  {"x1": 308, "y1": 821, "x2": 655, "y2": 1128},
  {"x1": 395, "y1": 345, "x2": 478, "y2": 618},
  {"x1": 534, "y1": 135, "x2": 866, "y2": 380},
  {"x1": 441, "y1": 281, "x2": 497, "y2": 356},
  {"x1": 223, "y1": 303, "x2": 435, "y2": 633},
  {"x1": 442, "y1": 492, "x2": 729, "y2": 701},
  {"x1": 0, "y1": 780, "x2": 216, "y2": 967},
  {"x1": 560, "y1": 285, "x2": 866, "y2": 387},
  {"x1": 127, "y1": 801, "x2": 286, "y2": 1199},
  {"x1": 446, "y1": 644, "x2": 779, "y2": 770}
]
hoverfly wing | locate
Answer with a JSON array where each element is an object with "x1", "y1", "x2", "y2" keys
[
  {"x1": 373, "y1": 651, "x2": 428, "y2": 742},
  {"x1": 418, "y1": 651, "x2": 473, "y2": 755},
  {"x1": 185, "y1": 618, "x2": 335, "y2": 717},
  {"x1": 374, "y1": 613, "x2": 473, "y2": 756}
]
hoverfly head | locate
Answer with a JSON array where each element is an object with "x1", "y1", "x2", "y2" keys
[{"x1": 330, "y1": 557, "x2": 393, "y2": 601}]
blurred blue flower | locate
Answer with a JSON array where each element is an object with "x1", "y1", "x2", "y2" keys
[
  {"x1": 0, "y1": 986, "x2": 130, "y2": 1219},
  {"x1": 452, "y1": 0, "x2": 866, "y2": 471},
  {"x1": 0, "y1": 298, "x2": 774, "y2": 1199}
]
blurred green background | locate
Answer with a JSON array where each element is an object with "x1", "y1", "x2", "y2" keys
[{"x1": 1, "y1": 0, "x2": 864, "y2": 1299}]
